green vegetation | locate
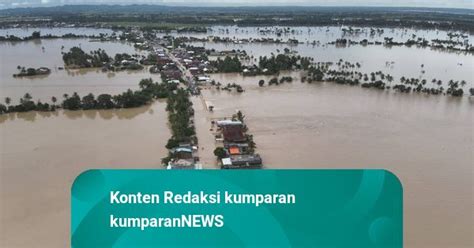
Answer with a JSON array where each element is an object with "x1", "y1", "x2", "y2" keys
[
  {"x1": 258, "y1": 54, "x2": 311, "y2": 74},
  {"x1": 302, "y1": 60, "x2": 468, "y2": 97},
  {"x1": 62, "y1": 47, "x2": 111, "y2": 68},
  {"x1": 211, "y1": 56, "x2": 242, "y2": 73},
  {"x1": 0, "y1": 31, "x2": 109, "y2": 42},
  {"x1": 213, "y1": 147, "x2": 227, "y2": 159},
  {"x1": 13, "y1": 66, "x2": 50, "y2": 77},
  {"x1": 3, "y1": 6, "x2": 472, "y2": 32},
  {"x1": 0, "y1": 78, "x2": 177, "y2": 114},
  {"x1": 162, "y1": 88, "x2": 197, "y2": 165},
  {"x1": 165, "y1": 88, "x2": 196, "y2": 149}
]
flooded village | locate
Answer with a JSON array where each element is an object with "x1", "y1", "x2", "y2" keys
[{"x1": 0, "y1": 5, "x2": 473, "y2": 248}]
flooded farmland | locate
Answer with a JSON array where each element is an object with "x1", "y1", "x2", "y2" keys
[
  {"x1": 0, "y1": 101, "x2": 170, "y2": 247},
  {"x1": 194, "y1": 72, "x2": 472, "y2": 247},
  {"x1": 0, "y1": 26, "x2": 473, "y2": 247},
  {"x1": 0, "y1": 37, "x2": 162, "y2": 103}
]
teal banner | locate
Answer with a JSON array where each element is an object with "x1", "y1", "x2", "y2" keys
[{"x1": 71, "y1": 170, "x2": 402, "y2": 247}]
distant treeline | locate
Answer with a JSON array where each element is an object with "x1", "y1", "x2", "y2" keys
[
  {"x1": 0, "y1": 5, "x2": 473, "y2": 32},
  {"x1": 0, "y1": 30, "x2": 107, "y2": 41}
]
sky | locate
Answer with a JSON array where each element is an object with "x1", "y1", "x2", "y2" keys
[{"x1": 0, "y1": 0, "x2": 472, "y2": 9}]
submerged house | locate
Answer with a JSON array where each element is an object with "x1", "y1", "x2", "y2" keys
[
  {"x1": 222, "y1": 125, "x2": 246, "y2": 143},
  {"x1": 221, "y1": 154, "x2": 262, "y2": 169},
  {"x1": 224, "y1": 142, "x2": 249, "y2": 155},
  {"x1": 167, "y1": 146, "x2": 200, "y2": 170},
  {"x1": 216, "y1": 120, "x2": 246, "y2": 142}
]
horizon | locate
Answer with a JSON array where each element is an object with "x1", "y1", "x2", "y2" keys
[{"x1": 0, "y1": 0, "x2": 472, "y2": 10}]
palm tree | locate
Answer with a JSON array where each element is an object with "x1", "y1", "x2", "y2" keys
[
  {"x1": 63, "y1": 93, "x2": 69, "y2": 99},
  {"x1": 5, "y1": 97, "x2": 11, "y2": 106},
  {"x1": 51, "y1": 96, "x2": 57, "y2": 104},
  {"x1": 23, "y1": 93, "x2": 32, "y2": 101}
]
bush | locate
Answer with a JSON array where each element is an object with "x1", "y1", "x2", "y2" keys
[{"x1": 214, "y1": 147, "x2": 227, "y2": 159}]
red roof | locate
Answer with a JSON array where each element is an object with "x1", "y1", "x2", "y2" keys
[{"x1": 229, "y1": 147, "x2": 240, "y2": 155}]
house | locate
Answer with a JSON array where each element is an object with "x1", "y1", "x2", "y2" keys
[
  {"x1": 222, "y1": 158, "x2": 232, "y2": 167},
  {"x1": 162, "y1": 69, "x2": 182, "y2": 80},
  {"x1": 197, "y1": 76, "x2": 210, "y2": 82},
  {"x1": 167, "y1": 159, "x2": 195, "y2": 169},
  {"x1": 167, "y1": 79, "x2": 181, "y2": 84},
  {"x1": 228, "y1": 146, "x2": 240, "y2": 155},
  {"x1": 222, "y1": 125, "x2": 246, "y2": 142},
  {"x1": 171, "y1": 147, "x2": 193, "y2": 160},
  {"x1": 216, "y1": 120, "x2": 242, "y2": 127},
  {"x1": 221, "y1": 154, "x2": 262, "y2": 169},
  {"x1": 188, "y1": 67, "x2": 200, "y2": 75},
  {"x1": 224, "y1": 142, "x2": 249, "y2": 155},
  {"x1": 167, "y1": 146, "x2": 197, "y2": 170}
]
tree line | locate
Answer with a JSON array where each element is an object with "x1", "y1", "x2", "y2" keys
[{"x1": 0, "y1": 78, "x2": 177, "y2": 115}]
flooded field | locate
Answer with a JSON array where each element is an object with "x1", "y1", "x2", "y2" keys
[
  {"x1": 195, "y1": 72, "x2": 473, "y2": 247},
  {"x1": 0, "y1": 26, "x2": 473, "y2": 247},
  {"x1": 0, "y1": 101, "x2": 170, "y2": 247},
  {"x1": 169, "y1": 25, "x2": 472, "y2": 45},
  {"x1": 0, "y1": 37, "x2": 158, "y2": 103},
  {"x1": 0, "y1": 27, "x2": 115, "y2": 38},
  {"x1": 189, "y1": 42, "x2": 472, "y2": 88}
]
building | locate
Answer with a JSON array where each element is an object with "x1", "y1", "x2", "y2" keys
[
  {"x1": 216, "y1": 120, "x2": 242, "y2": 127},
  {"x1": 222, "y1": 125, "x2": 246, "y2": 143},
  {"x1": 221, "y1": 154, "x2": 262, "y2": 169},
  {"x1": 167, "y1": 146, "x2": 200, "y2": 170}
]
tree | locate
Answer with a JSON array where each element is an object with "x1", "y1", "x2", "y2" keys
[
  {"x1": 81, "y1": 93, "x2": 96, "y2": 110},
  {"x1": 23, "y1": 93, "x2": 32, "y2": 101},
  {"x1": 234, "y1": 111, "x2": 245, "y2": 122},
  {"x1": 5, "y1": 97, "x2": 11, "y2": 106},
  {"x1": 246, "y1": 134, "x2": 256, "y2": 154},
  {"x1": 51, "y1": 96, "x2": 57, "y2": 104},
  {"x1": 165, "y1": 139, "x2": 180, "y2": 150},
  {"x1": 0, "y1": 104, "x2": 6, "y2": 114},
  {"x1": 214, "y1": 147, "x2": 227, "y2": 159},
  {"x1": 258, "y1": 79, "x2": 265, "y2": 87},
  {"x1": 97, "y1": 94, "x2": 115, "y2": 109},
  {"x1": 31, "y1": 31, "x2": 41, "y2": 39},
  {"x1": 269, "y1": 77, "x2": 279, "y2": 85},
  {"x1": 62, "y1": 92, "x2": 81, "y2": 110}
]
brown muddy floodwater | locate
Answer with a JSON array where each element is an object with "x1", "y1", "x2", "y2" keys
[
  {"x1": 0, "y1": 101, "x2": 170, "y2": 247},
  {"x1": 0, "y1": 38, "x2": 162, "y2": 103},
  {"x1": 193, "y1": 72, "x2": 473, "y2": 248}
]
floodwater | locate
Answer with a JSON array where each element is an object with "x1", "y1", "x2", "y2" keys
[
  {"x1": 195, "y1": 73, "x2": 474, "y2": 247},
  {"x1": 169, "y1": 25, "x2": 472, "y2": 46},
  {"x1": 0, "y1": 37, "x2": 160, "y2": 103},
  {"x1": 0, "y1": 101, "x2": 170, "y2": 247},
  {"x1": 0, "y1": 27, "x2": 473, "y2": 248},
  {"x1": 175, "y1": 26, "x2": 473, "y2": 87},
  {"x1": 0, "y1": 27, "x2": 115, "y2": 38},
  {"x1": 189, "y1": 42, "x2": 473, "y2": 88},
  {"x1": 194, "y1": 72, "x2": 473, "y2": 248}
]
